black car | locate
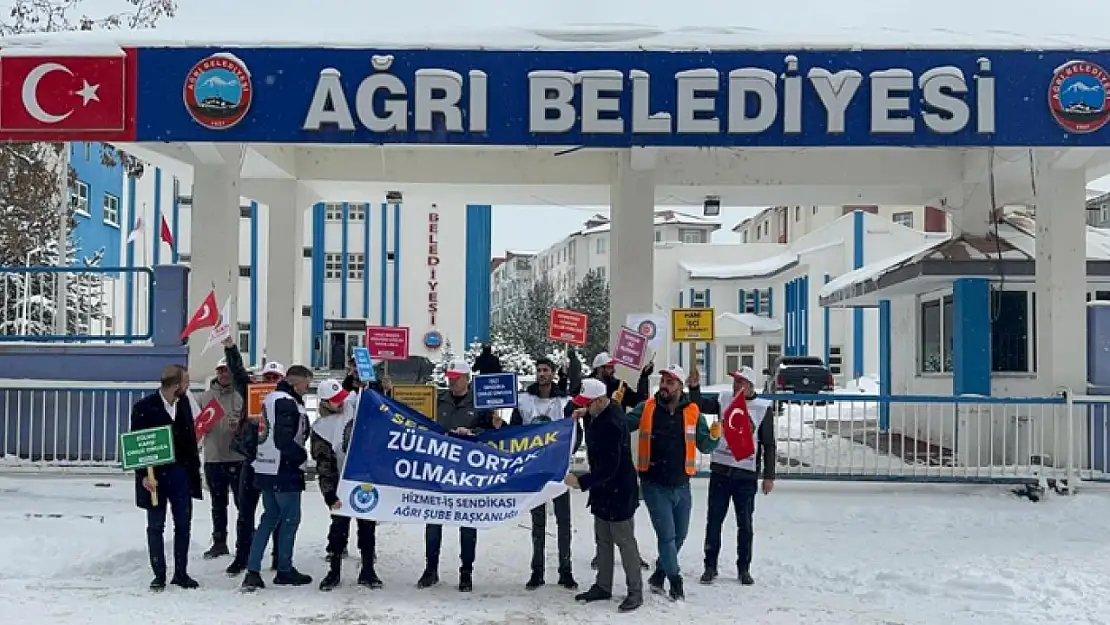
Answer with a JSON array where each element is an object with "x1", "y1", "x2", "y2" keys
[{"x1": 763, "y1": 356, "x2": 834, "y2": 408}]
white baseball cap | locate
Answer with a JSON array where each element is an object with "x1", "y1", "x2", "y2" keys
[
  {"x1": 730, "y1": 366, "x2": 757, "y2": 385},
  {"x1": 215, "y1": 358, "x2": 228, "y2": 370},
  {"x1": 591, "y1": 352, "x2": 616, "y2": 369},
  {"x1": 317, "y1": 378, "x2": 350, "y2": 404},
  {"x1": 445, "y1": 359, "x2": 470, "y2": 380},
  {"x1": 261, "y1": 361, "x2": 286, "y2": 377},
  {"x1": 659, "y1": 364, "x2": 686, "y2": 383},
  {"x1": 572, "y1": 378, "x2": 608, "y2": 406}
]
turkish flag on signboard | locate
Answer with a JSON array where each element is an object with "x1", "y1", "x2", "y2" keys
[
  {"x1": 182, "y1": 290, "x2": 219, "y2": 340},
  {"x1": 194, "y1": 398, "x2": 226, "y2": 440},
  {"x1": 0, "y1": 53, "x2": 130, "y2": 133},
  {"x1": 721, "y1": 393, "x2": 756, "y2": 462}
]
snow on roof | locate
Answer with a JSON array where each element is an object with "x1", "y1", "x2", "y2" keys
[
  {"x1": 997, "y1": 213, "x2": 1110, "y2": 260},
  {"x1": 682, "y1": 239, "x2": 842, "y2": 279},
  {"x1": 580, "y1": 210, "x2": 719, "y2": 235},
  {"x1": 6, "y1": 0, "x2": 1110, "y2": 50},
  {"x1": 819, "y1": 237, "x2": 949, "y2": 299},
  {"x1": 504, "y1": 249, "x2": 537, "y2": 257},
  {"x1": 717, "y1": 312, "x2": 784, "y2": 335}
]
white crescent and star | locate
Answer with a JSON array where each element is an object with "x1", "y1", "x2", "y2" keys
[{"x1": 20, "y1": 62, "x2": 102, "y2": 125}]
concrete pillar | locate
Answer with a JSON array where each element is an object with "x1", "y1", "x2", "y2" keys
[
  {"x1": 951, "y1": 278, "x2": 991, "y2": 396},
  {"x1": 948, "y1": 181, "x2": 995, "y2": 237},
  {"x1": 609, "y1": 149, "x2": 655, "y2": 374},
  {"x1": 187, "y1": 146, "x2": 244, "y2": 377},
  {"x1": 241, "y1": 180, "x2": 311, "y2": 369},
  {"x1": 1035, "y1": 167, "x2": 1088, "y2": 393}
]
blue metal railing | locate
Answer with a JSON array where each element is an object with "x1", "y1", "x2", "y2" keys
[{"x1": 0, "y1": 266, "x2": 155, "y2": 342}]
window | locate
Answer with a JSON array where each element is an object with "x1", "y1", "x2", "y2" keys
[
  {"x1": 741, "y1": 289, "x2": 772, "y2": 315},
  {"x1": 324, "y1": 252, "x2": 343, "y2": 279},
  {"x1": 239, "y1": 205, "x2": 252, "y2": 218},
  {"x1": 238, "y1": 330, "x2": 250, "y2": 355},
  {"x1": 680, "y1": 228, "x2": 707, "y2": 244},
  {"x1": 324, "y1": 203, "x2": 344, "y2": 221},
  {"x1": 892, "y1": 211, "x2": 914, "y2": 228},
  {"x1": 813, "y1": 206, "x2": 818, "y2": 214},
  {"x1": 766, "y1": 343, "x2": 782, "y2": 371},
  {"x1": 348, "y1": 203, "x2": 366, "y2": 221},
  {"x1": 742, "y1": 232, "x2": 748, "y2": 243},
  {"x1": 691, "y1": 289, "x2": 709, "y2": 308},
  {"x1": 991, "y1": 291, "x2": 1030, "y2": 373},
  {"x1": 302, "y1": 305, "x2": 312, "y2": 317},
  {"x1": 179, "y1": 253, "x2": 192, "y2": 263},
  {"x1": 303, "y1": 247, "x2": 313, "y2": 258},
  {"x1": 794, "y1": 206, "x2": 801, "y2": 221},
  {"x1": 596, "y1": 236, "x2": 607, "y2": 254},
  {"x1": 596, "y1": 266, "x2": 606, "y2": 280},
  {"x1": 347, "y1": 253, "x2": 365, "y2": 280},
  {"x1": 102, "y1": 193, "x2": 120, "y2": 226},
  {"x1": 238, "y1": 266, "x2": 251, "y2": 278},
  {"x1": 920, "y1": 296, "x2": 953, "y2": 372},
  {"x1": 70, "y1": 180, "x2": 89, "y2": 215},
  {"x1": 83, "y1": 143, "x2": 91, "y2": 161},
  {"x1": 654, "y1": 229, "x2": 662, "y2": 242},
  {"x1": 739, "y1": 344, "x2": 756, "y2": 369},
  {"x1": 828, "y1": 346, "x2": 843, "y2": 376}
]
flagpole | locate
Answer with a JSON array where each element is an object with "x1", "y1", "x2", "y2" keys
[{"x1": 55, "y1": 144, "x2": 70, "y2": 336}]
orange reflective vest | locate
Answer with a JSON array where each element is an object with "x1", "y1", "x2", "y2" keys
[{"x1": 635, "y1": 399, "x2": 699, "y2": 476}]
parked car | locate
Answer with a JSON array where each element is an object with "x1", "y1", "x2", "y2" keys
[{"x1": 763, "y1": 356, "x2": 834, "y2": 408}]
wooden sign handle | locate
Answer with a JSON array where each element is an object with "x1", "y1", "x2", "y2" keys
[{"x1": 146, "y1": 466, "x2": 159, "y2": 507}]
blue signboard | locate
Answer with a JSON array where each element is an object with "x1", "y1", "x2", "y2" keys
[
  {"x1": 133, "y1": 48, "x2": 1110, "y2": 147},
  {"x1": 472, "y1": 372, "x2": 519, "y2": 410},
  {"x1": 352, "y1": 347, "x2": 376, "y2": 383}
]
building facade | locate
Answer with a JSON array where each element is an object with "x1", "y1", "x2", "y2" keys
[
  {"x1": 71, "y1": 142, "x2": 484, "y2": 371},
  {"x1": 490, "y1": 250, "x2": 535, "y2": 328},
  {"x1": 732, "y1": 204, "x2": 949, "y2": 244}
]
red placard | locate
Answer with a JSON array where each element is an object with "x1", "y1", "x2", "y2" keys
[
  {"x1": 0, "y1": 51, "x2": 137, "y2": 140},
  {"x1": 612, "y1": 326, "x2": 648, "y2": 369},
  {"x1": 365, "y1": 326, "x2": 410, "y2": 361},
  {"x1": 194, "y1": 398, "x2": 226, "y2": 440},
  {"x1": 547, "y1": 308, "x2": 588, "y2": 346}
]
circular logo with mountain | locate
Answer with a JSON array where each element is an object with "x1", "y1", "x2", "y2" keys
[
  {"x1": 184, "y1": 53, "x2": 253, "y2": 130},
  {"x1": 257, "y1": 412, "x2": 271, "y2": 445},
  {"x1": 1049, "y1": 60, "x2": 1110, "y2": 134}
]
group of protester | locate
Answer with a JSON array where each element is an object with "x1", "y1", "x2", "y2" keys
[{"x1": 129, "y1": 341, "x2": 776, "y2": 614}]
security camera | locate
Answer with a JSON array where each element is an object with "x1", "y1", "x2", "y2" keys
[{"x1": 703, "y1": 195, "x2": 721, "y2": 217}]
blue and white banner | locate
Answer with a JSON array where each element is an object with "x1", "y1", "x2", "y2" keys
[{"x1": 336, "y1": 391, "x2": 574, "y2": 528}]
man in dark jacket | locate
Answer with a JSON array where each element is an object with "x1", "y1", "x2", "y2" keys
[
  {"x1": 625, "y1": 364, "x2": 721, "y2": 601},
  {"x1": 131, "y1": 364, "x2": 203, "y2": 591},
  {"x1": 471, "y1": 343, "x2": 503, "y2": 375},
  {"x1": 565, "y1": 378, "x2": 642, "y2": 613},
  {"x1": 226, "y1": 360, "x2": 285, "y2": 575},
  {"x1": 196, "y1": 337, "x2": 251, "y2": 560},
  {"x1": 418, "y1": 359, "x2": 481, "y2": 592},
  {"x1": 241, "y1": 365, "x2": 314, "y2": 591}
]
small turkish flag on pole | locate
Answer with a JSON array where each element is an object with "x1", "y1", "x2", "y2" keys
[
  {"x1": 194, "y1": 398, "x2": 226, "y2": 440},
  {"x1": 721, "y1": 393, "x2": 757, "y2": 462},
  {"x1": 160, "y1": 214, "x2": 175, "y2": 250},
  {"x1": 182, "y1": 290, "x2": 219, "y2": 340}
]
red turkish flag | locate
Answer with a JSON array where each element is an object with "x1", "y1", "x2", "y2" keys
[
  {"x1": 0, "y1": 53, "x2": 132, "y2": 136},
  {"x1": 721, "y1": 393, "x2": 756, "y2": 462},
  {"x1": 194, "y1": 398, "x2": 226, "y2": 440},
  {"x1": 181, "y1": 290, "x2": 219, "y2": 340},
  {"x1": 159, "y1": 214, "x2": 175, "y2": 250}
]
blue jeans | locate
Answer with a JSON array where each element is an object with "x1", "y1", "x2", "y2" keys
[
  {"x1": 247, "y1": 490, "x2": 302, "y2": 574},
  {"x1": 640, "y1": 481, "x2": 692, "y2": 577}
]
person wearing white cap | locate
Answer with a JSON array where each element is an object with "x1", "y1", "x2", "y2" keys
[
  {"x1": 196, "y1": 336, "x2": 250, "y2": 562},
  {"x1": 686, "y1": 366, "x2": 775, "y2": 586},
  {"x1": 564, "y1": 378, "x2": 643, "y2": 613},
  {"x1": 625, "y1": 363, "x2": 721, "y2": 601},
  {"x1": 417, "y1": 358, "x2": 482, "y2": 592},
  {"x1": 586, "y1": 352, "x2": 652, "y2": 412},
  {"x1": 311, "y1": 379, "x2": 382, "y2": 591}
]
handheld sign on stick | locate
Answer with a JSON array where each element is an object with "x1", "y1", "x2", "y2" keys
[{"x1": 119, "y1": 425, "x2": 177, "y2": 507}]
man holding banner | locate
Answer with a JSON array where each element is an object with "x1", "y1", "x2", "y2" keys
[{"x1": 334, "y1": 388, "x2": 576, "y2": 596}]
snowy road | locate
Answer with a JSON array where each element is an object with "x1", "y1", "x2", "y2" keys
[{"x1": 1, "y1": 476, "x2": 1107, "y2": 625}]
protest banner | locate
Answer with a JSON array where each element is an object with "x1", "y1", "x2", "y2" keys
[
  {"x1": 365, "y1": 326, "x2": 410, "y2": 361},
  {"x1": 625, "y1": 313, "x2": 668, "y2": 350},
  {"x1": 119, "y1": 425, "x2": 176, "y2": 507},
  {"x1": 612, "y1": 326, "x2": 648, "y2": 369},
  {"x1": 671, "y1": 307, "x2": 715, "y2": 341},
  {"x1": 247, "y1": 383, "x2": 276, "y2": 420},
  {"x1": 473, "y1": 372, "x2": 519, "y2": 410},
  {"x1": 352, "y1": 346, "x2": 377, "y2": 382},
  {"x1": 336, "y1": 391, "x2": 574, "y2": 528},
  {"x1": 547, "y1": 308, "x2": 587, "y2": 346},
  {"x1": 391, "y1": 384, "x2": 438, "y2": 420}
]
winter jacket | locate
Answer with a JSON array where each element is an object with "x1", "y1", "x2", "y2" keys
[
  {"x1": 472, "y1": 350, "x2": 503, "y2": 375},
  {"x1": 253, "y1": 380, "x2": 310, "y2": 492},
  {"x1": 510, "y1": 382, "x2": 583, "y2": 452},
  {"x1": 309, "y1": 397, "x2": 357, "y2": 508},
  {"x1": 196, "y1": 346, "x2": 250, "y2": 464},
  {"x1": 577, "y1": 400, "x2": 639, "y2": 522},
  {"x1": 130, "y1": 391, "x2": 203, "y2": 509},
  {"x1": 689, "y1": 385, "x2": 776, "y2": 480},
  {"x1": 436, "y1": 389, "x2": 479, "y2": 431},
  {"x1": 625, "y1": 392, "x2": 718, "y2": 487}
]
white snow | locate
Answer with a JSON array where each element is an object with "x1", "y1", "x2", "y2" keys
[
  {"x1": 8, "y1": 0, "x2": 1110, "y2": 51},
  {"x1": 2, "y1": 474, "x2": 1108, "y2": 624}
]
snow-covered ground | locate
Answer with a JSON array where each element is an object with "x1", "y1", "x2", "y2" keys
[{"x1": 1, "y1": 475, "x2": 1107, "y2": 625}]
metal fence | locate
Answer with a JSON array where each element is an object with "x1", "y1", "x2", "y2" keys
[
  {"x1": 0, "y1": 266, "x2": 154, "y2": 342},
  {"x1": 1071, "y1": 395, "x2": 1110, "y2": 483}
]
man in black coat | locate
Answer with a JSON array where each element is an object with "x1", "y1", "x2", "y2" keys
[
  {"x1": 564, "y1": 378, "x2": 643, "y2": 613},
  {"x1": 131, "y1": 364, "x2": 203, "y2": 591}
]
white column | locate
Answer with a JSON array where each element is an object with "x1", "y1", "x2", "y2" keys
[
  {"x1": 1035, "y1": 166, "x2": 1087, "y2": 393},
  {"x1": 948, "y1": 181, "x2": 994, "y2": 237},
  {"x1": 609, "y1": 149, "x2": 656, "y2": 373},
  {"x1": 187, "y1": 146, "x2": 244, "y2": 377},
  {"x1": 254, "y1": 180, "x2": 311, "y2": 368}
]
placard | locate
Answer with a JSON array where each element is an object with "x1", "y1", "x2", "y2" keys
[
  {"x1": 612, "y1": 326, "x2": 648, "y2": 369},
  {"x1": 119, "y1": 425, "x2": 176, "y2": 471},
  {"x1": 547, "y1": 308, "x2": 587, "y2": 346},
  {"x1": 390, "y1": 384, "x2": 438, "y2": 420},
  {"x1": 671, "y1": 307, "x2": 715, "y2": 342},
  {"x1": 247, "y1": 383, "x2": 277, "y2": 420},
  {"x1": 352, "y1": 346, "x2": 377, "y2": 382},
  {"x1": 365, "y1": 326, "x2": 411, "y2": 361},
  {"x1": 472, "y1": 372, "x2": 519, "y2": 410}
]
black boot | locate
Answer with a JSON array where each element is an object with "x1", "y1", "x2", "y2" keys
[
  {"x1": 270, "y1": 551, "x2": 278, "y2": 571},
  {"x1": 574, "y1": 585, "x2": 612, "y2": 602},
  {"x1": 225, "y1": 555, "x2": 247, "y2": 576},
  {"x1": 149, "y1": 576, "x2": 166, "y2": 592},
  {"x1": 241, "y1": 571, "x2": 265, "y2": 592},
  {"x1": 557, "y1": 570, "x2": 578, "y2": 590},
  {"x1": 458, "y1": 569, "x2": 473, "y2": 592},
  {"x1": 667, "y1": 575, "x2": 685, "y2": 602},
  {"x1": 525, "y1": 569, "x2": 544, "y2": 590},
  {"x1": 274, "y1": 568, "x2": 313, "y2": 586},
  {"x1": 618, "y1": 594, "x2": 643, "y2": 612},
  {"x1": 739, "y1": 569, "x2": 755, "y2": 586},
  {"x1": 203, "y1": 535, "x2": 229, "y2": 560},
  {"x1": 319, "y1": 555, "x2": 342, "y2": 591},
  {"x1": 416, "y1": 567, "x2": 439, "y2": 589},
  {"x1": 700, "y1": 566, "x2": 718, "y2": 585},
  {"x1": 647, "y1": 569, "x2": 666, "y2": 594},
  {"x1": 170, "y1": 572, "x2": 199, "y2": 589},
  {"x1": 357, "y1": 554, "x2": 383, "y2": 589}
]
